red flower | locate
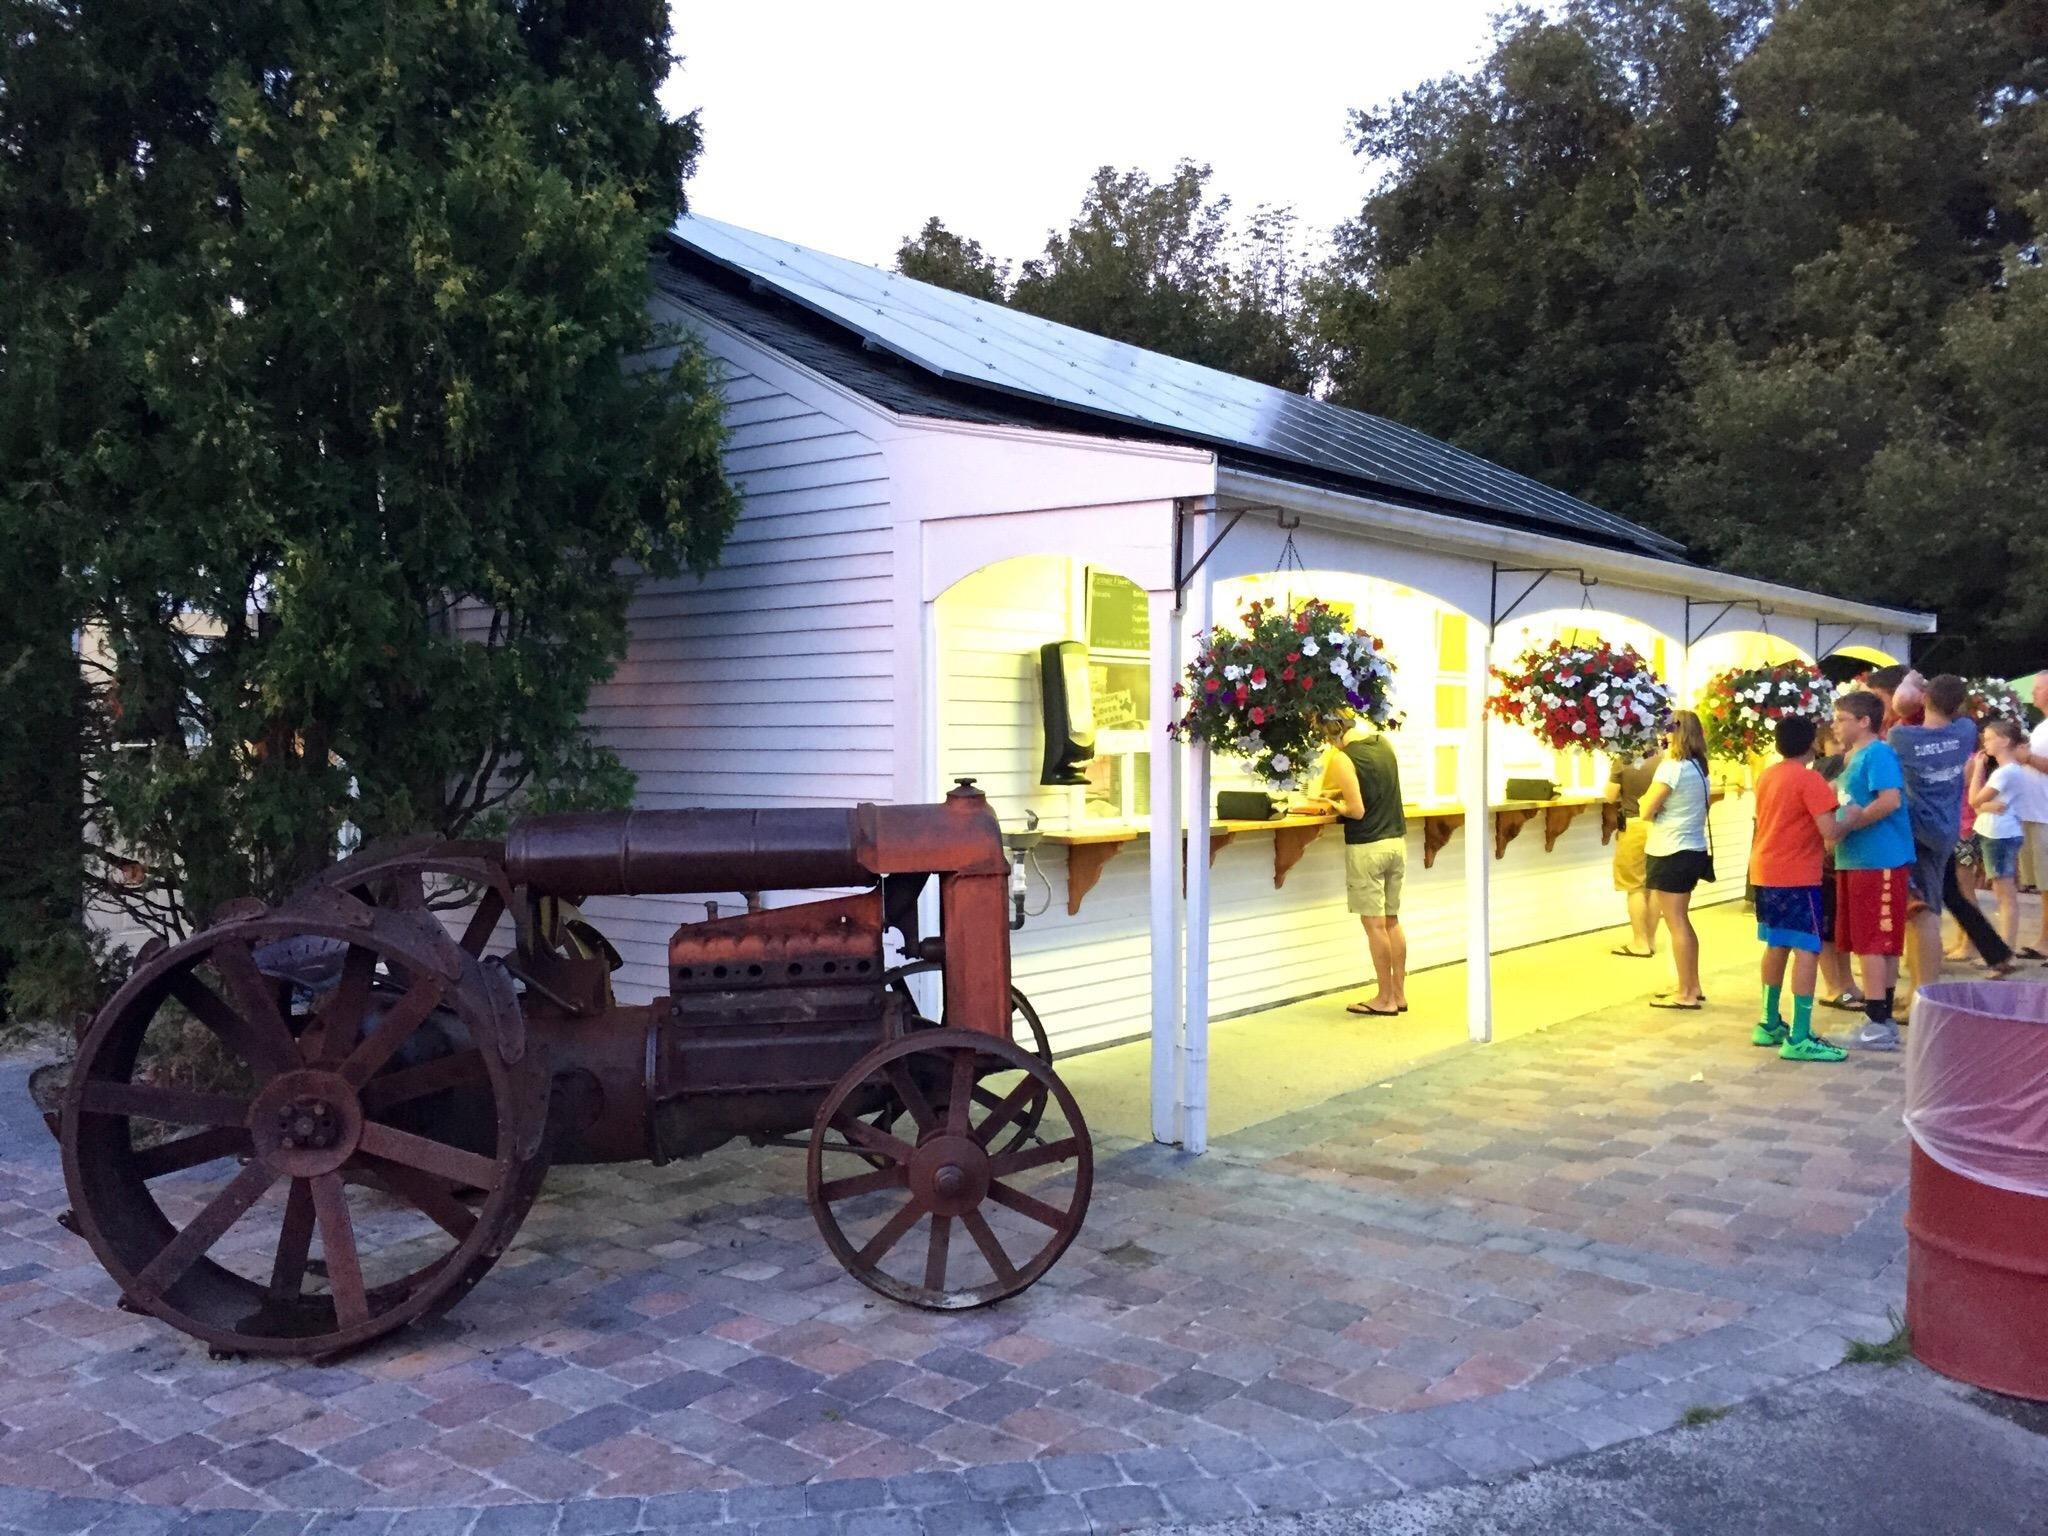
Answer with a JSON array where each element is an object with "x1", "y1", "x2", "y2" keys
[
  {"x1": 1294, "y1": 616, "x2": 1310, "y2": 634},
  {"x1": 1251, "y1": 666, "x2": 1268, "y2": 686},
  {"x1": 1250, "y1": 706, "x2": 1266, "y2": 726},
  {"x1": 1281, "y1": 667, "x2": 1296, "y2": 682},
  {"x1": 1287, "y1": 651, "x2": 1301, "y2": 663},
  {"x1": 1301, "y1": 676, "x2": 1314, "y2": 692},
  {"x1": 1235, "y1": 686, "x2": 1249, "y2": 704},
  {"x1": 1204, "y1": 677, "x2": 1220, "y2": 693}
]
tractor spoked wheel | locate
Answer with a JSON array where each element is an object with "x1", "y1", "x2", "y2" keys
[
  {"x1": 880, "y1": 961, "x2": 1053, "y2": 1159},
  {"x1": 60, "y1": 899, "x2": 546, "y2": 1358},
  {"x1": 807, "y1": 1028, "x2": 1090, "y2": 1310}
]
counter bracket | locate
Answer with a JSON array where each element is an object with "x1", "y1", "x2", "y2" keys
[
  {"x1": 1421, "y1": 814, "x2": 1464, "y2": 869},
  {"x1": 1542, "y1": 803, "x2": 1589, "y2": 851},
  {"x1": 1061, "y1": 838, "x2": 1130, "y2": 916},
  {"x1": 1272, "y1": 822, "x2": 1329, "y2": 888},
  {"x1": 1494, "y1": 807, "x2": 1540, "y2": 859}
]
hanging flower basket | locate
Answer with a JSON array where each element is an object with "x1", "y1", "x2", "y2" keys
[
  {"x1": 1487, "y1": 639, "x2": 1673, "y2": 757},
  {"x1": 1698, "y1": 660, "x2": 1833, "y2": 760},
  {"x1": 1170, "y1": 596, "x2": 1401, "y2": 789},
  {"x1": 1963, "y1": 677, "x2": 2026, "y2": 726}
]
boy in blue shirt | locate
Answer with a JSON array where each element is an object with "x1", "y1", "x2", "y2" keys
[{"x1": 1831, "y1": 690, "x2": 1915, "y2": 1050}]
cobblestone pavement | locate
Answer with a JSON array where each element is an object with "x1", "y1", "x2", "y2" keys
[{"x1": 0, "y1": 969, "x2": 1921, "y2": 1535}]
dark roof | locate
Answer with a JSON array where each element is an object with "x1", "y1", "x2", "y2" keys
[{"x1": 662, "y1": 216, "x2": 1689, "y2": 562}]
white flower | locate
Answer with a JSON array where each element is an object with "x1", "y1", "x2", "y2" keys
[
  {"x1": 1251, "y1": 674, "x2": 1267, "y2": 691},
  {"x1": 1223, "y1": 664, "x2": 1242, "y2": 682},
  {"x1": 1272, "y1": 753, "x2": 1291, "y2": 772},
  {"x1": 1571, "y1": 720, "x2": 1588, "y2": 734},
  {"x1": 1300, "y1": 637, "x2": 1319, "y2": 657}
]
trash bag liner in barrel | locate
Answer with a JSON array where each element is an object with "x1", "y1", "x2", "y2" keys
[
  {"x1": 1905, "y1": 981, "x2": 2048, "y2": 1195},
  {"x1": 1904, "y1": 980, "x2": 2048, "y2": 1400}
]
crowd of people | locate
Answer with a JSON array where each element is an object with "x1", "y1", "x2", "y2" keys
[
  {"x1": 1611, "y1": 668, "x2": 2048, "y2": 1061},
  {"x1": 1304, "y1": 665, "x2": 2046, "y2": 1041}
]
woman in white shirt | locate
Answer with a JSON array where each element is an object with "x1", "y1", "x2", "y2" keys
[{"x1": 1640, "y1": 710, "x2": 1713, "y2": 1009}]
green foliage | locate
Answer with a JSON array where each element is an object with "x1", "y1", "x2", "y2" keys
[
  {"x1": 1314, "y1": 0, "x2": 2048, "y2": 672},
  {"x1": 0, "y1": 0, "x2": 738, "y2": 946},
  {"x1": 0, "y1": 502, "x2": 87, "y2": 1026},
  {"x1": 896, "y1": 163, "x2": 1312, "y2": 389},
  {"x1": 1313, "y1": 1, "x2": 1768, "y2": 520},
  {"x1": 1843, "y1": 1310, "x2": 1913, "y2": 1366},
  {"x1": 895, "y1": 218, "x2": 1010, "y2": 303},
  {"x1": 1680, "y1": 1403, "x2": 1734, "y2": 1427}
]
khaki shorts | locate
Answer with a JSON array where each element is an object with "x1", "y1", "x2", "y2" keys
[
  {"x1": 1611, "y1": 819, "x2": 1649, "y2": 892},
  {"x1": 2025, "y1": 821, "x2": 2048, "y2": 891},
  {"x1": 1346, "y1": 837, "x2": 1407, "y2": 918}
]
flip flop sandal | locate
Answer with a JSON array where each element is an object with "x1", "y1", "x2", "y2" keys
[
  {"x1": 1346, "y1": 1001, "x2": 1401, "y2": 1017},
  {"x1": 1648, "y1": 997, "x2": 1704, "y2": 1010},
  {"x1": 1611, "y1": 947, "x2": 1655, "y2": 959},
  {"x1": 2019, "y1": 948, "x2": 2048, "y2": 961},
  {"x1": 1820, "y1": 993, "x2": 1867, "y2": 1011}
]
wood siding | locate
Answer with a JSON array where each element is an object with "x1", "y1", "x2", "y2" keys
[{"x1": 488, "y1": 309, "x2": 900, "y2": 1004}]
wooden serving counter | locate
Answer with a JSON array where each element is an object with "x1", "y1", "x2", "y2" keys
[{"x1": 1039, "y1": 795, "x2": 1641, "y2": 916}]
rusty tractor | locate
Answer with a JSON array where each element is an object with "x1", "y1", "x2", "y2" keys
[{"x1": 46, "y1": 781, "x2": 1090, "y2": 1358}]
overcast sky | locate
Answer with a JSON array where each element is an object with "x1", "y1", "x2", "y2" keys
[{"x1": 662, "y1": 1, "x2": 1508, "y2": 271}]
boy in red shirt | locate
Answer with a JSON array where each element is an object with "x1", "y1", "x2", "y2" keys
[{"x1": 1750, "y1": 714, "x2": 1848, "y2": 1061}]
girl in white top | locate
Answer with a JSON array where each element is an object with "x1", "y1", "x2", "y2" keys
[
  {"x1": 1645, "y1": 746, "x2": 1711, "y2": 855},
  {"x1": 1640, "y1": 711, "x2": 1714, "y2": 1008},
  {"x1": 1972, "y1": 718, "x2": 2029, "y2": 951}
]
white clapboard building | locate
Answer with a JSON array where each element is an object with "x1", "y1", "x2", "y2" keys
[{"x1": 561, "y1": 214, "x2": 1930, "y2": 1154}]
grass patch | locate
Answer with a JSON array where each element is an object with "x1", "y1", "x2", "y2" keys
[
  {"x1": 1679, "y1": 1404, "x2": 1733, "y2": 1428},
  {"x1": 1842, "y1": 1311, "x2": 1912, "y2": 1366}
]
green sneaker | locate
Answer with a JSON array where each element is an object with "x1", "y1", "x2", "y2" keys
[
  {"x1": 1752, "y1": 1021, "x2": 1789, "y2": 1047},
  {"x1": 1779, "y1": 1034, "x2": 1848, "y2": 1063}
]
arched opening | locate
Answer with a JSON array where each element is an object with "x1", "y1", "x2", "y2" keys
[
  {"x1": 932, "y1": 554, "x2": 1153, "y2": 829},
  {"x1": 1819, "y1": 643, "x2": 1901, "y2": 685},
  {"x1": 1687, "y1": 630, "x2": 1817, "y2": 704},
  {"x1": 1210, "y1": 568, "x2": 1483, "y2": 805},
  {"x1": 1491, "y1": 607, "x2": 1681, "y2": 804}
]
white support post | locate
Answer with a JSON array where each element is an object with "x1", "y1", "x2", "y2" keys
[
  {"x1": 1463, "y1": 624, "x2": 1494, "y2": 1043},
  {"x1": 1181, "y1": 519, "x2": 1215, "y2": 1153},
  {"x1": 1147, "y1": 586, "x2": 1184, "y2": 1146}
]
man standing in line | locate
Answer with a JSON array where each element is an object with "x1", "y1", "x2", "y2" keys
[
  {"x1": 1831, "y1": 691, "x2": 1916, "y2": 1050},
  {"x1": 1891, "y1": 674, "x2": 2013, "y2": 992},
  {"x1": 1314, "y1": 719, "x2": 1409, "y2": 1017}
]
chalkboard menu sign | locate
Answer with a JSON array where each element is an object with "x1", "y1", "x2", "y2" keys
[{"x1": 1086, "y1": 570, "x2": 1149, "y2": 654}]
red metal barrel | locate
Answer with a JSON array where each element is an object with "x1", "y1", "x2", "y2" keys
[{"x1": 1903, "y1": 981, "x2": 2048, "y2": 1400}]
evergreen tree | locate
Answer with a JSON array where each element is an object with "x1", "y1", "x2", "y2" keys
[{"x1": 0, "y1": 0, "x2": 738, "y2": 957}]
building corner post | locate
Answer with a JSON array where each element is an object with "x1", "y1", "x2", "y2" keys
[{"x1": 1464, "y1": 623, "x2": 1494, "y2": 1043}]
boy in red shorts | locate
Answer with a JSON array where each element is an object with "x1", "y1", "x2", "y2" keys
[
  {"x1": 1749, "y1": 714, "x2": 1846, "y2": 1061},
  {"x1": 1831, "y1": 690, "x2": 1915, "y2": 1051}
]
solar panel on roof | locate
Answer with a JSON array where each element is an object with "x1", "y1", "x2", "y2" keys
[{"x1": 668, "y1": 215, "x2": 1687, "y2": 560}]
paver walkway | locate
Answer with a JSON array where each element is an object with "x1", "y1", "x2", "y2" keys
[{"x1": 0, "y1": 934, "x2": 1968, "y2": 1536}]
